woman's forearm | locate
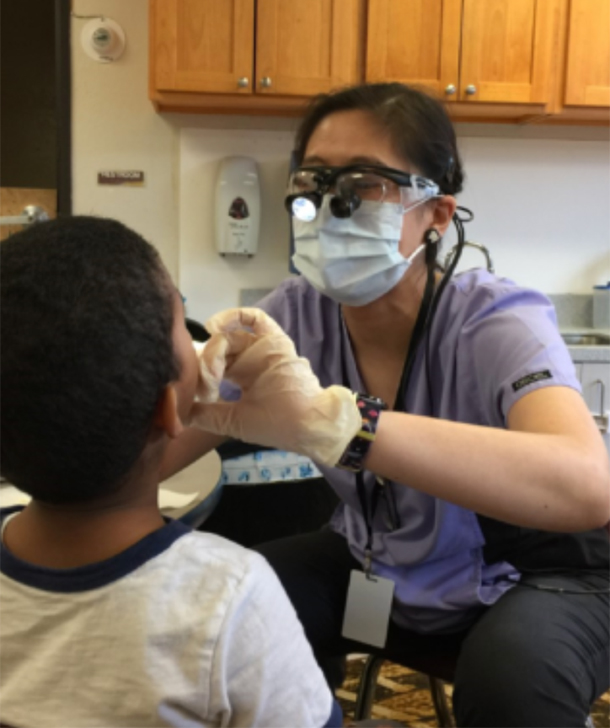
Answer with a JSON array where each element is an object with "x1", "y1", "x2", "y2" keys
[{"x1": 365, "y1": 393, "x2": 610, "y2": 533}]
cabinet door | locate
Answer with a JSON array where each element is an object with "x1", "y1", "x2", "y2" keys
[
  {"x1": 366, "y1": 0, "x2": 462, "y2": 101},
  {"x1": 564, "y1": 0, "x2": 610, "y2": 107},
  {"x1": 151, "y1": 0, "x2": 255, "y2": 94},
  {"x1": 459, "y1": 0, "x2": 560, "y2": 103},
  {"x1": 255, "y1": 0, "x2": 362, "y2": 96}
]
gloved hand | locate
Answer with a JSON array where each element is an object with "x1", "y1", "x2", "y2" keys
[{"x1": 190, "y1": 308, "x2": 362, "y2": 466}]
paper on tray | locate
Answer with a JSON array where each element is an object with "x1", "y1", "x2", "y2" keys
[
  {"x1": 0, "y1": 485, "x2": 30, "y2": 508},
  {"x1": 158, "y1": 488, "x2": 199, "y2": 510},
  {"x1": 0, "y1": 484, "x2": 198, "y2": 512}
]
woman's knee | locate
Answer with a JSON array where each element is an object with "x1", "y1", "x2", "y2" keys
[{"x1": 452, "y1": 625, "x2": 592, "y2": 726}]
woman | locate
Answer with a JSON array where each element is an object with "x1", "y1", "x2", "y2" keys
[{"x1": 167, "y1": 83, "x2": 610, "y2": 727}]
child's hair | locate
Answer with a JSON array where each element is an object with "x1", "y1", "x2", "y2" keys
[{"x1": 0, "y1": 216, "x2": 180, "y2": 504}]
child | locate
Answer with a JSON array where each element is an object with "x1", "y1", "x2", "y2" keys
[{"x1": 0, "y1": 216, "x2": 342, "y2": 728}]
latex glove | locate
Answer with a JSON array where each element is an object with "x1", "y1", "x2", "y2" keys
[{"x1": 190, "y1": 308, "x2": 362, "y2": 466}]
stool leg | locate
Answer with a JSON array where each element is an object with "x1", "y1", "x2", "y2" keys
[
  {"x1": 353, "y1": 656, "x2": 385, "y2": 720},
  {"x1": 429, "y1": 676, "x2": 454, "y2": 727}
]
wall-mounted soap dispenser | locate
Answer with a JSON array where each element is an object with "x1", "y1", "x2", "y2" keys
[{"x1": 215, "y1": 157, "x2": 260, "y2": 257}]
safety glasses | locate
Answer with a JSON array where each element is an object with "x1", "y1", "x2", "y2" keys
[{"x1": 285, "y1": 164, "x2": 440, "y2": 221}]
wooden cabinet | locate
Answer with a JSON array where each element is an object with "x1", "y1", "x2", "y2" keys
[
  {"x1": 366, "y1": 0, "x2": 462, "y2": 100},
  {"x1": 150, "y1": 0, "x2": 608, "y2": 124},
  {"x1": 366, "y1": 0, "x2": 561, "y2": 119},
  {"x1": 256, "y1": 0, "x2": 362, "y2": 96},
  {"x1": 150, "y1": 0, "x2": 364, "y2": 114},
  {"x1": 459, "y1": 0, "x2": 559, "y2": 105},
  {"x1": 564, "y1": 0, "x2": 610, "y2": 107},
  {"x1": 542, "y1": 0, "x2": 610, "y2": 123},
  {"x1": 152, "y1": 0, "x2": 254, "y2": 95}
]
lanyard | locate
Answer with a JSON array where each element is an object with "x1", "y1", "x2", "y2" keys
[
  {"x1": 355, "y1": 471, "x2": 380, "y2": 574},
  {"x1": 338, "y1": 270, "x2": 436, "y2": 574}
]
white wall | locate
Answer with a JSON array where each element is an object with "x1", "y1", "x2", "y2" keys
[
  {"x1": 179, "y1": 128, "x2": 295, "y2": 320},
  {"x1": 457, "y1": 135, "x2": 610, "y2": 294},
  {"x1": 72, "y1": 0, "x2": 180, "y2": 279},
  {"x1": 72, "y1": 0, "x2": 610, "y2": 324}
]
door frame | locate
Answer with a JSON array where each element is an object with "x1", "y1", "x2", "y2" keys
[{"x1": 55, "y1": 0, "x2": 71, "y2": 216}]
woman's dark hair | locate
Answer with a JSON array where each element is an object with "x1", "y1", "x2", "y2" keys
[
  {"x1": 295, "y1": 82, "x2": 464, "y2": 196},
  {"x1": 0, "y1": 216, "x2": 180, "y2": 504}
]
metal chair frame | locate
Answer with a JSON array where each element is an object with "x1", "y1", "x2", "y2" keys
[{"x1": 353, "y1": 654, "x2": 454, "y2": 727}]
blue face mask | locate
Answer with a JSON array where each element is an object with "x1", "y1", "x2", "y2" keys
[{"x1": 292, "y1": 197, "x2": 425, "y2": 307}]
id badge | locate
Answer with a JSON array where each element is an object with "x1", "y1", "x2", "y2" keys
[{"x1": 341, "y1": 570, "x2": 395, "y2": 648}]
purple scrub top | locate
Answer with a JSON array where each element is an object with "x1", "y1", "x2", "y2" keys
[{"x1": 254, "y1": 269, "x2": 581, "y2": 633}]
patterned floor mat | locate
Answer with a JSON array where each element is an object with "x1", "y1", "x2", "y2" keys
[{"x1": 337, "y1": 656, "x2": 610, "y2": 727}]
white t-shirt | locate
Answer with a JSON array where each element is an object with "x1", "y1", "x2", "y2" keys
[{"x1": 0, "y1": 513, "x2": 336, "y2": 728}]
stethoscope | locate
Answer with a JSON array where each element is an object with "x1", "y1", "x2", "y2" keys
[{"x1": 337, "y1": 206, "x2": 474, "y2": 537}]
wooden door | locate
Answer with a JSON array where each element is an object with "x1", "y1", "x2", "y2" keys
[
  {"x1": 459, "y1": 0, "x2": 560, "y2": 104},
  {"x1": 564, "y1": 0, "x2": 610, "y2": 107},
  {"x1": 255, "y1": 0, "x2": 363, "y2": 96},
  {"x1": 151, "y1": 0, "x2": 255, "y2": 94},
  {"x1": 1, "y1": 0, "x2": 59, "y2": 241},
  {"x1": 365, "y1": 0, "x2": 462, "y2": 102}
]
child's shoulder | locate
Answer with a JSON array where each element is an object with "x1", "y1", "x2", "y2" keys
[
  {"x1": 128, "y1": 530, "x2": 286, "y2": 637},
  {"x1": 151, "y1": 529, "x2": 274, "y2": 598}
]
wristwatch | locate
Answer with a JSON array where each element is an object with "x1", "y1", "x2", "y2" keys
[{"x1": 336, "y1": 393, "x2": 387, "y2": 472}]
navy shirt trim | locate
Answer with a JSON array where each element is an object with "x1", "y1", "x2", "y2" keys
[
  {"x1": 323, "y1": 699, "x2": 343, "y2": 728},
  {"x1": 0, "y1": 507, "x2": 192, "y2": 593}
]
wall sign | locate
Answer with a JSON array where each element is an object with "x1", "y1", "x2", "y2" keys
[{"x1": 97, "y1": 171, "x2": 145, "y2": 186}]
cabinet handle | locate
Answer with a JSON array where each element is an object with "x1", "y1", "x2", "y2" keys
[
  {"x1": 237, "y1": 77, "x2": 249, "y2": 88},
  {"x1": 260, "y1": 76, "x2": 272, "y2": 88},
  {"x1": 445, "y1": 84, "x2": 457, "y2": 96},
  {"x1": 592, "y1": 379, "x2": 609, "y2": 433},
  {"x1": 465, "y1": 84, "x2": 477, "y2": 96}
]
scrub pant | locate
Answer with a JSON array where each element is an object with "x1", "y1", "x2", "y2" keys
[{"x1": 254, "y1": 529, "x2": 610, "y2": 728}]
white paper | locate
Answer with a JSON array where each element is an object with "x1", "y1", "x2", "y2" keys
[
  {"x1": 158, "y1": 488, "x2": 199, "y2": 510},
  {"x1": 0, "y1": 485, "x2": 31, "y2": 508}
]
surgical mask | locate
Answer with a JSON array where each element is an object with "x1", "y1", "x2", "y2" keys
[{"x1": 292, "y1": 197, "x2": 425, "y2": 307}]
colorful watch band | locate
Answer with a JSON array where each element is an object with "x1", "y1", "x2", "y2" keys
[{"x1": 336, "y1": 394, "x2": 387, "y2": 472}]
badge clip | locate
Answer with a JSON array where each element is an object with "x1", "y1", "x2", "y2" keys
[{"x1": 363, "y1": 549, "x2": 374, "y2": 579}]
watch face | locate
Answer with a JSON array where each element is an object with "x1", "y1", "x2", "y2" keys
[{"x1": 359, "y1": 394, "x2": 387, "y2": 409}]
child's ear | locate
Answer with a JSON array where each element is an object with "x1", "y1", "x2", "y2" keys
[{"x1": 154, "y1": 385, "x2": 184, "y2": 439}]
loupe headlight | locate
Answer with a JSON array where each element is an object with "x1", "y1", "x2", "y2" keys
[
  {"x1": 284, "y1": 192, "x2": 321, "y2": 222},
  {"x1": 285, "y1": 191, "x2": 360, "y2": 222}
]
